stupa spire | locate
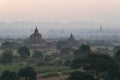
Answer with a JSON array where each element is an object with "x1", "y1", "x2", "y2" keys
[{"x1": 35, "y1": 26, "x2": 39, "y2": 33}]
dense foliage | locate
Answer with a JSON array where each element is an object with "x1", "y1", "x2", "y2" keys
[
  {"x1": 67, "y1": 71, "x2": 95, "y2": 80},
  {"x1": 1, "y1": 50, "x2": 13, "y2": 65},
  {"x1": 17, "y1": 46, "x2": 30, "y2": 58},
  {"x1": 0, "y1": 70, "x2": 19, "y2": 80},
  {"x1": 74, "y1": 44, "x2": 91, "y2": 56},
  {"x1": 18, "y1": 66, "x2": 36, "y2": 80},
  {"x1": 70, "y1": 53, "x2": 120, "y2": 80}
]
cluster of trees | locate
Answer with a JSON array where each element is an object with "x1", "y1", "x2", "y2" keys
[
  {"x1": 66, "y1": 45, "x2": 120, "y2": 80},
  {"x1": 0, "y1": 41, "x2": 22, "y2": 49},
  {"x1": 0, "y1": 45, "x2": 69, "y2": 66},
  {"x1": 0, "y1": 44, "x2": 92, "y2": 66},
  {"x1": 1, "y1": 42, "x2": 120, "y2": 80},
  {"x1": 67, "y1": 53, "x2": 120, "y2": 80},
  {"x1": 0, "y1": 46, "x2": 44, "y2": 65},
  {"x1": 0, "y1": 66, "x2": 36, "y2": 80}
]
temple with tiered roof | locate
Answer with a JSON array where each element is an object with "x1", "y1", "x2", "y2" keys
[{"x1": 25, "y1": 27, "x2": 47, "y2": 47}]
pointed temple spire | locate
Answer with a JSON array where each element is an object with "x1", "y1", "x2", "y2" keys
[
  {"x1": 35, "y1": 26, "x2": 39, "y2": 33},
  {"x1": 68, "y1": 33, "x2": 75, "y2": 41}
]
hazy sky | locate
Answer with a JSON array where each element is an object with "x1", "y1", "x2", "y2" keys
[{"x1": 0, "y1": 0, "x2": 120, "y2": 25}]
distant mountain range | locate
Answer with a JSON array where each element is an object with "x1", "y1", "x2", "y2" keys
[{"x1": 0, "y1": 21, "x2": 120, "y2": 38}]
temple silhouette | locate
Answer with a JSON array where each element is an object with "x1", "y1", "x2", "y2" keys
[{"x1": 24, "y1": 27, "x2": 47, "y2": 48}]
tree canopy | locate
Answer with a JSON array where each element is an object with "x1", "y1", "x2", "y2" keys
[
  {"x1": 1, "y1": 50, "x2": 13, "y2": 65},
  {"x1": 74, "y1": 44, "x2": 91, "y2": 56},
  {"x1": 17, "y1": 46, "x2": 30, "y2": 59},
  {"x1": 1, "y1": 41, "x2": 22, "y2": 49},
  {"x1": 32, "y1": 50, "x2": 43, "y2": 59},
  {"x1": 113, "y1": 46, "x2": 120, "y2": 54},
  {"x1": 67, "y1": 71, "x2": 95, "y2": 80},
  {"x1": 114, "y1": 50, "x2": 120, "y2": 63},
  {"x1": 18, "y1": 66, "x2": 36, "y2": 80},
  {"x1": 71, "y1": 53, "x2": 120, "y2": 80},
  {"x1": 0, "y1": 70, "x2": 19, "y2": 80}
]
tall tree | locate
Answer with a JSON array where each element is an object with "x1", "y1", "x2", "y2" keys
[
  {"x1": 0, "y1": 70, "x2": 19, "y2": 80},
  {"x1": 17, "y1": 46, "x2": 30, "y2": 59},
  {"x1": 18, "y1": 66, "x2": 36, "y2": 80},
  {"x1": 1, "y1": 50, "x2": 13, "y2": 65},
  {"x1": 74, "y1": 44, "x2": 91, "y2": 56},
  {"x1": 113, "y1": 46, "x2": 120, "y2": 54}
]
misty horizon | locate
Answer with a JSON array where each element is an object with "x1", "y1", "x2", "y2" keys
[
  {"x1": 0, "y1": 0, "x2": 120, "y2": 38},
  {"x1": 0, "y1": 0, "x2": 120, "y2": 25},
  {"x1": 0, "y1": 21, "x2": 119, "y2": 39},
  {"x1": 0, "y1": 21, "x2": 120, "y2": 29}
]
